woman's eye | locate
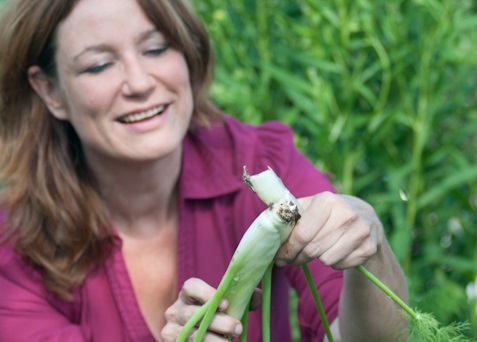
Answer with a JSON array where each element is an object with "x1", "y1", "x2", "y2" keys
[
  {"x1": 84, "y1": 62, "x2": 111, "y2": 74},
  {"x1": 145, "y1": 45, "x2": 169, "y2": 56}
]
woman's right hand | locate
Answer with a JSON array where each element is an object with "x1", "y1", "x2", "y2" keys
[{"x1": 161, "y1": 278, "x2": 244, "y2": 341}]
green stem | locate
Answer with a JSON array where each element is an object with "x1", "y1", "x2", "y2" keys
[
  {"x1": 240, "y1": 305, "x2": 249, "y2": 342},
  {"x1": 193, "y1": 267, "x2": 237, "y2": 342},
  {"x1": 177, "y1": 300, "x2": 212, "y2": 342},
  {"x1": 356, "y1": 265, "x2": 417, "y2": 320},
  {"x1": 262, "y1": 263, "x2": 273, "y2": 342},
  {"x1": 302, "y1": 265, "x2": 335, "y2": 342}
]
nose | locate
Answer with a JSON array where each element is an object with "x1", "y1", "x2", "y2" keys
[{"x1": 121, "y1": 56, "x2": 155, "y2": 97}]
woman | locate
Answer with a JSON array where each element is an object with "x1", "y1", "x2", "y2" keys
[{"x1": 0, "y1": 0, "x2": 408, "y2": 341}]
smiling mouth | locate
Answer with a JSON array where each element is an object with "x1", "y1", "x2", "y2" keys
[{"x1": 119, "y1": 105, "x2": 166, "y2": 123}]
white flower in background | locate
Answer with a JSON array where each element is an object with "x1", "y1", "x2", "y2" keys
[
  {"x1": 466, "y1": 276, "x2": 477, "y2": 315},
  {"x1": 447, "y1": 216, "x2": 463, "y2": 236}
]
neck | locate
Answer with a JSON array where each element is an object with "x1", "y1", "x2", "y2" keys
[{"x1": 85, "y1": 147, "x2": 182, "y2": 237}]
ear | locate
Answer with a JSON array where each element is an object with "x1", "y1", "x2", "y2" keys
[{"x1": 27, "y1": 65, "x2": 69, "y2": 121}]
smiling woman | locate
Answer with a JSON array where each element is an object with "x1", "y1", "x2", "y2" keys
[
  {"x1": 29, "y1": 3, "x2": 194, "y2": 162},
  {"x1": 0, "y1": 0, "x2": 223, "y2": 339},
  {"x1": 0, "y1": 0, "x2": 408, "y2": 341}
]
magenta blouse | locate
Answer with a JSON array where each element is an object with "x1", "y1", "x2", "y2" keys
[{"x1": 0, "y1": 116, "x2": 343, "y2": 341}]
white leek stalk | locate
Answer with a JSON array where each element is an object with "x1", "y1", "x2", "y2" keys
[
  {"x1": 223, "y1": 197, "x2": 299, "y2": 318},
  {"x1": 242, "y1": 166, "x2": 303, "y2": 216},
  {"x1": 177, "y1": 167, "x2": 300, "y2": 341},
  {"x1": 244, "y1": 166, "x2": 334, "y2": 341}
]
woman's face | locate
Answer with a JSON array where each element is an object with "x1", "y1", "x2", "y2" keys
[{"x1": 39, "y1": 0, "x2": 194, "y2": 163}]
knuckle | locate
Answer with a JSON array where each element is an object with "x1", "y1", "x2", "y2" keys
[
  {"x1": 182, "y1": 305, "x2": 198, "y2": 323},
  {"x1": 363, "y1": 240, "x2": 377, "y2": 257},
  {"x1": 210, "y1": 313, "x2": 235, "y2": 333},
  {"x1": 292, "y1": 227, "x2": 314, "y2": 246},
  {"x1": 339, "y1": 207, "x2": 359, "y2": 226},
  {"x1": 319, "y1": 191, "x2": 338, "y2": 207},
  {"x1": 160, "y1": 325, "x2": 176, "y2": 342},
  {"x1": 346, "y1": 211, "x2": 360, "y2": 225},
  {"x1": 164, "y1": 305, "x2": 177, "y2": 320},
  {"x1": 355, "y1": 221, "x2": 371, "y2": 239},
  {"x1": 183, "y1": 278, "x2": 197, "y2": 290},
  {"x1": 319, "y1": 253, "x2": 333, "y2": 267},
  {"x1": 302, "y1": 243, "x2": 320, "y2": 259},
  {"x1": 320, "y1": 190, "x2": 335, "y2": 200}
]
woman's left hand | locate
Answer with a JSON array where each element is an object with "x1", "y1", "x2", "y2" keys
[{"x1": 274, "y1": 191, "x2": 384, "y2": 270}]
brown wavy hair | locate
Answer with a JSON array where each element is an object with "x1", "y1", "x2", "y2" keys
[{"x1": 0, "y1": 0, "x2": 221, "y2": 300}]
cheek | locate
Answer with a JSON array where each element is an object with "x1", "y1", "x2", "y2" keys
[
  {"x1": 65, "y1": 83, "x2": 109, "y2": 118},
  {"x1": 178, "y1": 62, "x2": 194, "y2": 112},
  {"x1": 162, "y1": 57, "x2": 194, "y2": 119},
  {"x1": 60, "y1": 91, "x2": 108, "y2": 139},
  {"x1": 166, "y1": 53, "x2": 192, "y2": 92}
]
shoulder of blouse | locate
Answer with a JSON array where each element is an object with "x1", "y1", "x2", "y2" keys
[{"x1": 182, "y1": 114, "x2": 334, "y2": 200}]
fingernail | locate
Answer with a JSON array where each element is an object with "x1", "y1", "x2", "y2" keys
[
  {"x1": 275, "y1": 259, "x2": 286, "y2": 267},
  {"x1": 235, "y1": 324, "x2": 243, "y2": 335}
]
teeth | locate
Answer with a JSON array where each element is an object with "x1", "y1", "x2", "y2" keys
[{"x1": 120, "y1": 105, "x2": 165, "y2": 123}]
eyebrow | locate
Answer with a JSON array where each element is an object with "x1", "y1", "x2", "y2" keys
[
  {"x1": 73, "y1": 44, "x2": 111, "y2": 62},
  {"x1": 136, "y1": 28, "x2": 163, "y2": 43},
  {"x1": 72, "y1": 29, "x2": 163, "y2": 61}
]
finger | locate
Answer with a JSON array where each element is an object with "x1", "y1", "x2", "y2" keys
[
  {"x1": 180, "y1": 278, "x2": 228, "y2": 310},
  {"x1": 161, "y1": 322, "x2": 184, "y2": 342},
  {"x1": 316, "y1": 226, "x2": 377, "y2": 269},
  {"x1": 164, "y1": 305, "x2": 242, "y2": 337},
  {"x1": 320, "y1": 245, "x2": 375, "y2": 270},
  {"x1": 291, "y1": 213, "x2": 364, "y2": 266},
  {"x1": 164, "y1": 300, "x2": 205, "y2": 325},
  {"x1": 275, "y1": 193, "x2": 335, "y2": 263},
  {"x1": 204, "y1": 312, "x2": 243, "y2": 337},
  {"x1": 280, "y1": 193, "x2": 370, "y2": 266},
  {"x1": 276, "y1": 194, "x2": 346, "y2": 265},
  {"x1": 161, "y1": 324, "x2": 232, "y2": 342},
  {"x1": 296, "y1": 196, "x2": 313, "y2": 210},
  {"x1": 188, "y1": 329, "x2": 236, "y2": 342}
]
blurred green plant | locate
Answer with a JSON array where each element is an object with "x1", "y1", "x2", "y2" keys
[{"x1": 191, "y1": 0, "x2": 477, "y2": 339}]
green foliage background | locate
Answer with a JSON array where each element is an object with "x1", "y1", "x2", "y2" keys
[{"x1": 191, "y1": 0, "x2": 477, "y2": 339}]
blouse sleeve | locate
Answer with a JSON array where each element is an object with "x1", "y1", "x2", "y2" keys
[
  {"x1": 253, "y1": 121, "x2": 343, "y2": 341},
  {"x1": 0, "y1": 240, "x2": 87, "y2": 342}
]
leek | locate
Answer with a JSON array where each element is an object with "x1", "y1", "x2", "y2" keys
[
  {"x1": 177, "y1": 172, "x2": 300, "y2": 341},
  {"x1": 244, "y1": 167, "x2": 335, "y2": 342}
]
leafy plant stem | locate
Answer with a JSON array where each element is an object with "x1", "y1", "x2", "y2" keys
[
  {"x1": 240, "y1": 305, "x2": 249, "y2": 342},
  {"x1": 302, "y1": 264, "x2": 335, "y2": 342},
  {"x1": 262, "y1": 263, "x2": 273, "y2": 342},
  {"x1": 355, "y1": 265, "x2": 474, "y2": 340},
  {"x1": 356, "y1": 265, "x2": 417, "y2": 320},
  {"x1": 193, "y1": 266, "x2": 236, "y2": 341},
  {"x1": 176, "y1": 300, "x2": 212, "y2": 342}
]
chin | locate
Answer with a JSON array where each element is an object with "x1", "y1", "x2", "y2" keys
[{"x1": 133, "y1": 144, "x2": 181, "y2": 162}]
